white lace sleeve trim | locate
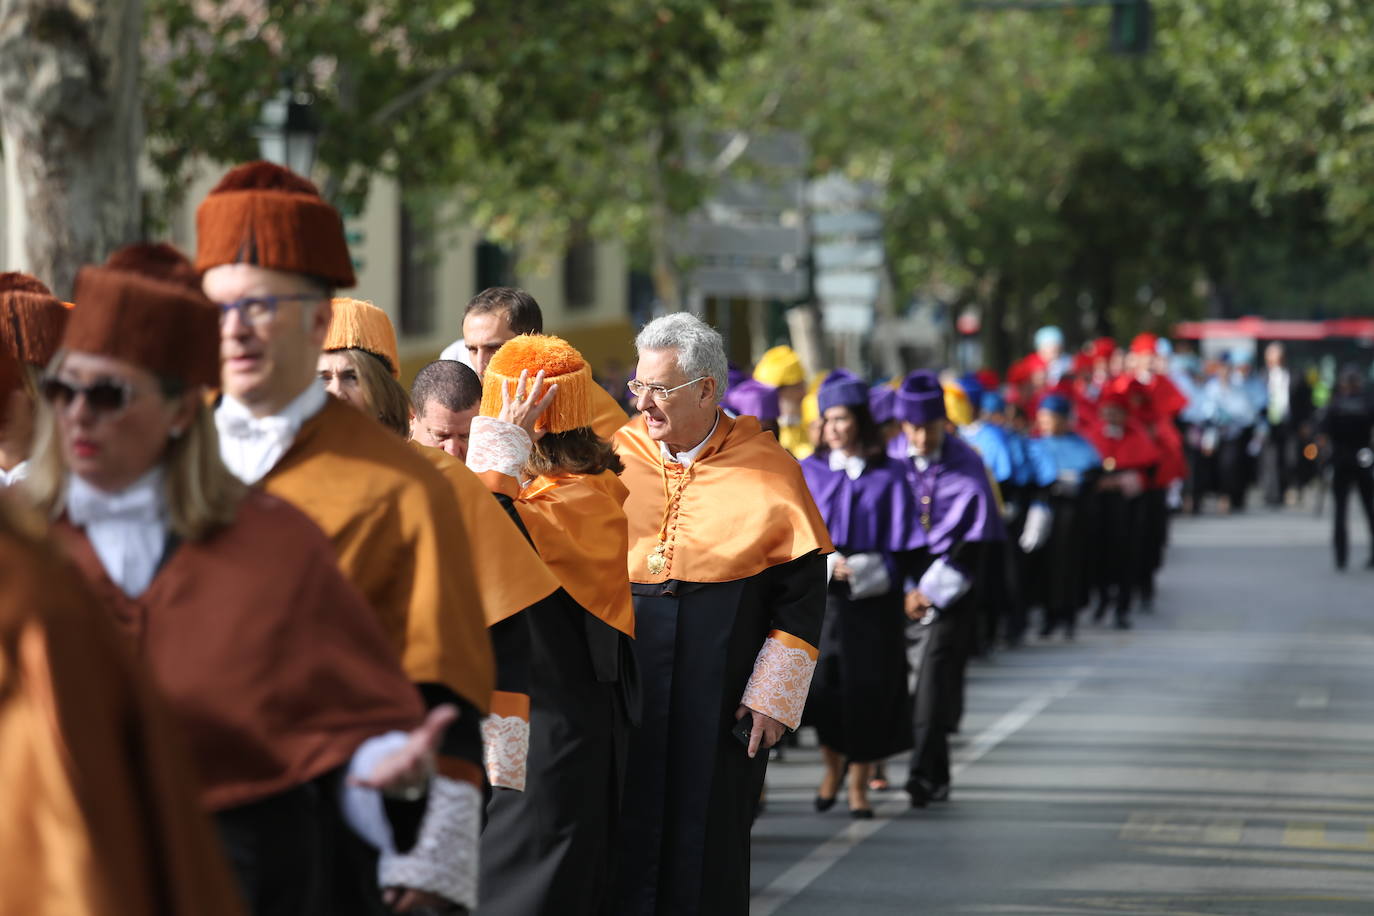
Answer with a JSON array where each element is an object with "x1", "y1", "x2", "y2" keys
[
  {"x1": 377, "y1": 776, "x2": 480, "y2": 909},
  {"x1": 481, "y1": 713, "x2": 529, "y2": 791},
  {"x1": 740, "y1": 635, "x2": 818, "y2": 731},
  {"x1": 466, "y1": 416, "x2": 531, "y2": 479}
]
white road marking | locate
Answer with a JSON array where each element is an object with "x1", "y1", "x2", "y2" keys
[{"x1": 750, "y1": 675, "x2": 1084, "y2": 916}]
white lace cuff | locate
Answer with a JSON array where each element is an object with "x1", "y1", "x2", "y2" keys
[
  {"x1": 482, "y1": 712, "x2": 529, "y2": 791},
  {"x1": 377, "y1": 776, "x2": 480, "y2": 910},
  {"x1": 740, "y1": 631, "x2": 819, "y2": 731},
  {"x1": 918, "y1": 557, "x2": 970, "y2": 609},
  {"x1": 467, "y1": 416, "x2": 531, "y2": 480}
]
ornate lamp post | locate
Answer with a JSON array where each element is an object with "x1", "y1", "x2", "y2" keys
[{"x1": 254, "y1": 77, "x2": 321, "y2": 177}]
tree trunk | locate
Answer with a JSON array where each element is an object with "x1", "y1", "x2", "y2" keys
[{"x1": 0, "y1": 0, "x2": 143, "y2": 297}]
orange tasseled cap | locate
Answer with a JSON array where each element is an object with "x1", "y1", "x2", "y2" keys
[
  {"x1": 480, "y1": 334, "x2": 595, "y2": 434},
  {"x1": 0, "y1": 272, "x2": 69, "y2": 367},
  {"x1": 323, "y1": 298, "x2": 400, "y2": 378},
  {"x1": 65, "y1": 244, "x2": 221, "y2": 388},
  {"x1": 195, "y1": 161, "x2": 356, "y2": 289}
]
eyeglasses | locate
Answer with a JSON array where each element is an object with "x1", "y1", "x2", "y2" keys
[
  {"x1": 41, "y1": 377, "x2": 137, "y2": 415},
  {"x1": 627, "y1": 376, "x2": 708, "y2": 403},
  {"x1": 217, "y1": 293, "x2": 321, "y2": 328}
]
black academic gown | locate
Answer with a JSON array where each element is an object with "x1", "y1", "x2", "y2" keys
[{"x1": 613, "y1": 552, "x2": 826, "y2": 916}]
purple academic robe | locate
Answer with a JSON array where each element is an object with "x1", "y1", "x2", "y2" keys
[
  {"x1": 887, "y1": 433, "x2": 1006, "y2": 556},
  {"x1": 799, "y1": 451, "x2": 916, "y2": 762}
]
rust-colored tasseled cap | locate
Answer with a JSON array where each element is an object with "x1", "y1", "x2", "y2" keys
[
  {"x1": 65, "y1": 243, "x2": 221, "y2": 388},
  {"x1": 194, "y1": 160, "x2": 356, "y2": 289},
  {"x1": 0, "y1": 272, "x2": 69, "y2": 367}
]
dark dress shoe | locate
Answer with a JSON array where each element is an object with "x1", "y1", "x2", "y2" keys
[
  {"x1": 814, "y1": 794, "x2": 837, "y2": 812},
  {"x1": 929, "y1": 784, "x2": 950, "y2": 802},
  {"x1": 850, "y1": 807, "x2": 874, "y2": 820}
]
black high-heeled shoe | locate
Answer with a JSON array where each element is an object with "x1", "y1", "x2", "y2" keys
[
  {"x1": 850, "y1": 806, "x2": 874, "y2": 820},
  {"x1": 814, "y1": 794, "x2": 837, "y2": 812}
]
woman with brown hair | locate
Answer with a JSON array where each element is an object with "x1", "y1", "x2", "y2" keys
[
  {"x1": 800, "y1": 370, "x2": 917, "y2": 818},
  {"x1": 24, "y1": 244, "x2": 455, "y2": 916},
  {"x1": 318, "y1": 297, "x2": 412, "y2": 435},
  {"x1": 466, "y1": 334, "x2": 636, "y2": 916}
]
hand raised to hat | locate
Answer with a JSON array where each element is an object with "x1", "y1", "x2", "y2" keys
[{"x1": 497, "y1": 369, "x2": 558, "y2": 442}]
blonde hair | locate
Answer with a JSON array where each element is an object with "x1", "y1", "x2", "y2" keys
[
  {"x1": 334, "y1": 348, "x2": 411, "y2": 437},
  {"x1": 24, "y1": 357, "x2": 245, "y2": 542}
]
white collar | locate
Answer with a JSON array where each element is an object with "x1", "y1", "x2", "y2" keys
[
  {"x1": 216, "y1": 380, "x2": 328, "y2": 484},
  {"x1": 827, "y1": 449, "x2": 866, "y2": 480},
  {"x1": 68, "y1": 467, "x2": 166, "y2": 527},
  {"x1": 218, "y1": 379, "x2": 328, "y2": 431},
  {"x1": 67, "y1": 468, "x2": 168, "y2": 598},
  {"x1": 906, "y1": 439, "x2": 943, "y2": 471},
  {"x1": 660, "y1": 413, "x2": 720, "y2": 469},
  {"x1": 0, "y1": 461, "x2": 27, "y2": 487}
]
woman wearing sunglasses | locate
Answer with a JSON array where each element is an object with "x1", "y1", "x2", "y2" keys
[
  {"x1": 22, "y1": 244, "x2": 459, "y2": 916},
  {"x1": 0, "y1": 272, "x2": 69, "y2": 487}
]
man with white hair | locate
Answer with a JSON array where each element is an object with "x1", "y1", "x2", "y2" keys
[{"x1": 611, "y1": 313, "x2": 832, "y2": 916}]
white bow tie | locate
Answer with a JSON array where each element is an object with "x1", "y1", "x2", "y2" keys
[
  {"x1": 828, "y1": 451, "x2": 866, "y2": 480},
  {"x1": 67, "y1": 474, "x2": 164, "y2": 527},
  {"x1": 216, "y1": 412, "x2": 296, "y2": 442}
]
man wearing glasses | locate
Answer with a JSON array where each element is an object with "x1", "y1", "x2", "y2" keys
[
  {"x1": 610, "y1": 312, "x2": 832, "y2": 916},
  {"x1": 197, "y1": 160, "x2": 493, "y2": 915}
]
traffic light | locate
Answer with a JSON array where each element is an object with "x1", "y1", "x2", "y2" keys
[{"x1": 1110, "y1": 0, "x2": 1152, "y2": 55}]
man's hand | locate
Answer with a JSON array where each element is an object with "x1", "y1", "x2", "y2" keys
[
  {"x1": 904, "y1": 589, "x2": 933, "y2": 621},
  {"x1": 734, "y1": 705, "x2": 785, "y2": 759},
  {"x1": 383, "y1": 886, "x2": 458, "y2": 913},
  {"x1": 351, "y1": 705, "x2": 457, "y2": 795},
  {"x1": 832, "y1": 555, "x2": 852, "y2": 581}
]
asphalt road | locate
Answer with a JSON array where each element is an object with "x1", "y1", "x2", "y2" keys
[{"x1": 751, "y1": 505, "x2": 1374, "y2": 916}]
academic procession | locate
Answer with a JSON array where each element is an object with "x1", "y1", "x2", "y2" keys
[{"x1": 1, "y1": 162, "x2": 1370, "y2": 916}]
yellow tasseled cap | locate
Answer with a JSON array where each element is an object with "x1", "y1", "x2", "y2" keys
[
  {"x1": 753, "y1": 345, "x2": 805, "y2": 388},
  {"x1": 943, "y1": 382, "x2": 973, "y2": 427},
  {"x1": 480, "y1": 334, "x2": 595, "y2": 434},
  {"x1": 324, "y1": 298, "x2": 400, "y2": 378},
  {"x1": 800, "y1": 371, "x2": 826, "y2": 426}
]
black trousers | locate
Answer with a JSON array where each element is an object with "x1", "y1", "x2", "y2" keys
[{"x1": 1331, "y1": 463, "x2": 1374, "y2": 567}]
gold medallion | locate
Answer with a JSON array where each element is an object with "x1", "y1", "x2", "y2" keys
[{"x1": 647, "y1": 543, "x2": 668, "y2": 575}]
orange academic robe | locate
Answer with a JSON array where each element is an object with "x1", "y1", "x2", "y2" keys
[
  {"x1": 261, "y1": 397, "x2": 493, "y2": 783},
  {"x1": 591, "y1": 383, "x2": 629, "y2": 442},
  {"x1": 0, "y1": 503, "x2": 245, "y2": 916}
]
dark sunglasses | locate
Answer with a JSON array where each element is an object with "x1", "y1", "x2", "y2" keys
[{"x1": 41, "y1": 377, "x2": 137, "y2": 414}]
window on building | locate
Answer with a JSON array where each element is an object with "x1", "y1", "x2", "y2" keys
[
  {"x1": 398, "y1": 202, "x2": 437, "y2": 336},
  {"x1": 475, "y1": 240, "x2": 516, "y2": 294},
  {"x1": 562, "y1": 229, "x2": 596, "y2": 310}
]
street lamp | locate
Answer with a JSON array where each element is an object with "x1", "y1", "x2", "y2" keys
[{"x1": 255, "y1": 78, "x2": 321, "y2": 178}]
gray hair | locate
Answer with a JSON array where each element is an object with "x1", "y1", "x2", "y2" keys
[{"x1": 634, "y1": 313, "x2": 728, "y2": 404}]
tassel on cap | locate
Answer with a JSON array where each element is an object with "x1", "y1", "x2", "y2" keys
[{"x1": 480, "y1": 334, "x2": 595, "y2": 434}]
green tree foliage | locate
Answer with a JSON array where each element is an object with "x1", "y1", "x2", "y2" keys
[
  {"x1": 710, "y1": 0, "x2": 1374, "y2": 363},
  {"x1": 144, "y1": 0, "x2": 773, "y2": 252}
]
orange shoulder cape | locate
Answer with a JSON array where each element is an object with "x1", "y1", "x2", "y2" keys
[
  {"x1": 476, "y1": 465, "x2": 634, "y2": 637},
  {"x1": 263, "y1": 398, "x2": 494, "y2": 713},
  {"x1": 614, "y1": 411, "x2": 833, "y2": 585},
  {"x1": 591, "y1": 383, "x2": 629, "y2": 441},
  {"x1": 407, "y1": 441, "x2": 560, "y2": 625}
]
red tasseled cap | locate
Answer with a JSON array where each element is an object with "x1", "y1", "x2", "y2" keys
[
  {"x1": 194, "y1": 160, "x2": 356, "y2": 289},
  {"x1": 0, "y1": 272, "x2": 69, "y2": 367},
  {"x1": 64, "y1": 244, "x2": 221, "y2": 388},
  {"x1": 1129, "y1": 332, "x2": 1158, "y2": 355}
]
